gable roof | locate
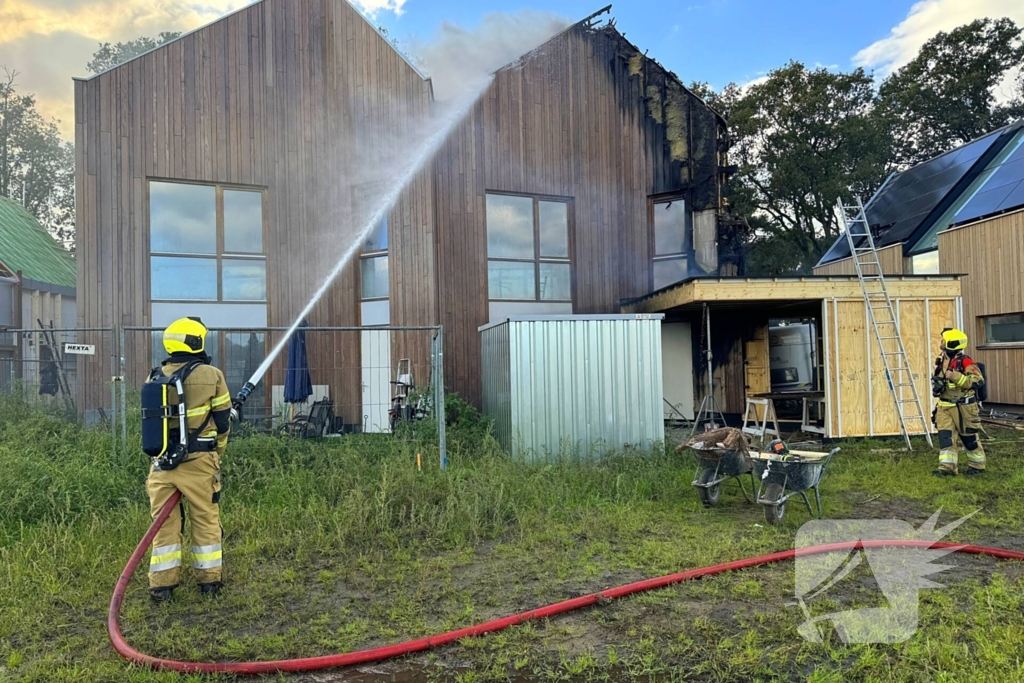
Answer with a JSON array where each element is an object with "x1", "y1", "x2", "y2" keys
[
  {"x1": 0, "y1": 195, "x2": 76, "y2": 289},
  {"x1": 817, "y1": 119, "x2": 1024, "y2": 266},
  {"x1": 74, "y1": 0, "x2": 428, "y2": 83}
]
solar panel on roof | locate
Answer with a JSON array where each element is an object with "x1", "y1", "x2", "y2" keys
[
  {"x1": 952, "y1": 131, "x2": 1024, "y2": 225},
  {"x1": 816, "y1": 128, "x2": 1006, "y2": 265}
]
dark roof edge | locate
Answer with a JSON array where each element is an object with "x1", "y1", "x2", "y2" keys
[
  {"x1": 21, "y1": 278, "x2": 76, "y2": 298},
  {"x1": 75, "y1": 0, "x2": 428, "y2": 83}
]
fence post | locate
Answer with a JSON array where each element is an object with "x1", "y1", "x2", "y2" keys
[
  {"x1": 436, "y1": 325, "x2": 446, "y2": 470},
  {"x1": 119, "y1": 326, "x2": 127, "y2": 450},
  {"x1": 110, "y1": 326, "x2": 118, "y2": 456}
]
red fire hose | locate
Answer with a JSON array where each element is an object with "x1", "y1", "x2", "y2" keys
[{"x1": 109, "y1": 491, "x2": 1024, "y2": 675}]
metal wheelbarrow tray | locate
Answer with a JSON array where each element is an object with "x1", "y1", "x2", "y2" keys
[
  {"x1": 752, "y1": 447, "x2": 841, "y2": 525},
  {"x1": 681, "y1": 429, "x2": 757, "y2": 508}
]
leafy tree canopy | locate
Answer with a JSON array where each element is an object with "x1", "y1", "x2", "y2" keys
[
  {"x1": 0, "y1": 68, "x2": 75, "y2": 250},
  {"x1": 86, "y1": 32, "x2": 182, "y2": 74}
]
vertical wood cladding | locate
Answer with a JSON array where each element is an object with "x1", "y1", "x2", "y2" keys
[
  {"x1": 939, "y1": 212, "x2": 1024, "y2": 405},
  {"x1": 433, "y1": 24, "x2": 725, "y2": 406},
  {"x1": 76, "y1": 0, "x2": 434, "y2": 419}
]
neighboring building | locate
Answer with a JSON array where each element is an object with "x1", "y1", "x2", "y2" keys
[
  {"x1": 74, "y1": 2, "x2": 730, "y2": 422},
  {"x1": 0, "y1": 195, "x2": 76, "y2": 329},
  {"x1": 0, "y1": 194, "x2": 78, "y2": 394},
  {"x1": 815, "y1": 119, "x2": 1024, "y2": 407}
]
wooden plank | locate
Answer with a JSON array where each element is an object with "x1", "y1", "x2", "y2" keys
[{"x1": 835, "y1": 299, "x2": 870, "y2": 436}]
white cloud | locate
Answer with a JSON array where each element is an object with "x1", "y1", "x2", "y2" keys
[
  {"x1": 349, "y1": 0, "x2": 407, "y2": 20},
  {"x1": 0, "y1": 0, "x2": 245, "y2": 138},
  {"x1": 854, "y1": 0, "x2": 1024, "y2": 77}
]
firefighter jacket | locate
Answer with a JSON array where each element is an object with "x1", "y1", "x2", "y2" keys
[
  {"x1": 160, "y1": 354, "x2": 232, "y2": 454},
  {"x1": 937, "y1": 353, "x2": 984, "y2": 407}
]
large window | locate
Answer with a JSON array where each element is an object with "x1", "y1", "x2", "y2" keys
[
  {"x1": 360, "y1": 217, "x2": 389, "y2": 300},
  {"x1": 982, "y1": 313, "x2": 1024, "y2": 347},
  {"x1": 651, "y1": 197, "x2": 689, "y2": 290},
  {"x1": 486, "y1": 193, "x2": 572, "y2": 301},
  {"x1": 149, "y1": 181, "x2": 267, "y2": 302}
]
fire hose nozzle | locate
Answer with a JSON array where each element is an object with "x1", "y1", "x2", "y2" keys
[{"x1": 231, "y1": 381, "x2": 256, "y2": 420}]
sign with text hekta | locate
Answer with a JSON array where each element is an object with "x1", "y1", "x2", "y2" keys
[{"x1": 63, "y1": 343, "x2": 95, "y2": 356}]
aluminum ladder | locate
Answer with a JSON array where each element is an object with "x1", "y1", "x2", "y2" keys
[{"x1": 839, "y1": 197, "x2": 932, "y2": 450}]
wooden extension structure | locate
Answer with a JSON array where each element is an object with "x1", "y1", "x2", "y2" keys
[{"x1": 622, "y1": 275, "x2": 963, "y2": 439}]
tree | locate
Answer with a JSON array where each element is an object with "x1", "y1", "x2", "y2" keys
[
  {"x1": 879, "y1": 18, "x2": 1024, "y2": 166},
  {"x1": 0, "y1": 68, "x2": 75, "y2": 250},
  {"x1": 86, "y1": 32, "x2": 182, "y2": 74},
  {"x1": 724, "y1": 62, "x2": 891, "y2": 271}
]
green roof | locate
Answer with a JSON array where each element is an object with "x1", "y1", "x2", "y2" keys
[{"x1": 0, "y1": 195, "x2": 76, "y2": 289}]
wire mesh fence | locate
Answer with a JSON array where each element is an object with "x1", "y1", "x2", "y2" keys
[
  {"x1": 120, "y1": 325, "x2": 446, "y2": 466},
  {"x1": 0, "y1": 326, "x2": 119, "y2": 450}
]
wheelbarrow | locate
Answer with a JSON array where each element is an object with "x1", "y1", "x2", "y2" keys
[
  {"x1": 752, "y1": 446, "x2": 841, "y2": 525},
  {"x1": 681, "y1": 429, "x2": 757, "y2": 508}
]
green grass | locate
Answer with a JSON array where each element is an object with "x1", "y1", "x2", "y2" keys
[{"x1": 2, "y1": 392, "x2": 1024, "y2": 682}]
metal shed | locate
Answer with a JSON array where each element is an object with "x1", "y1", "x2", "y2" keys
[{"x1": 479, "y1": 314, "x2": 665, "y2": 461}]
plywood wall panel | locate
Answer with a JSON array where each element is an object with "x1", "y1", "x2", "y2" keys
[{"x1": 813, "y1": 244, "x2": 904, "y2": 277}]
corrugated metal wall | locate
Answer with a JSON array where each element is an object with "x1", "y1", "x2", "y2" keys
[
  {"x1": 481, "y1": 315, "x2": 665, "y2": 461},
  {"x1": 480, "y1": 321, "x2": 512, "y2": 450}
]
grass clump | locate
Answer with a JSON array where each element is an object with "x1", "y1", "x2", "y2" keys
[{"x1": 2, "y1": 391, "x2": 1024, "y2": 681}]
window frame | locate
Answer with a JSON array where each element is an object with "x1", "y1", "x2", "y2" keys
[
  {"x1": 485, "y1": 191, "x2": 574, "y2": 303},
  {"x1": 978, "y1": 312, "x2": 1024, "y2": 349},
  {"x1": 648, "y1": 194, "x2": 691, "y2": 291},
  {"x1": 147, "y1": 179, "x2": 268, "y2": 304},
  {"x1": 359, "y1": 216, "x2": 390, "y2": 302}
]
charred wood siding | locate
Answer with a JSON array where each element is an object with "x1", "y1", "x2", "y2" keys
[
  {"x1": 433, "y1": 24, "x2": 725, "y2": 406},
  {"x1": 75, "y1": 0, "x2": 434, "y2": 417}
]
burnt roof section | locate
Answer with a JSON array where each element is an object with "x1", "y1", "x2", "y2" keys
[
  {"x1": 495, "y1": 5, "x2": 726, "y2": 127},
  {"x1": 817, "y1": 120, "x2": 1024, "y2": 266}
]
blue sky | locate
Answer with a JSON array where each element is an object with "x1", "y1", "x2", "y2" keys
[{"x1": 375, "y1": 0, "x2": 921, "y2": 89}]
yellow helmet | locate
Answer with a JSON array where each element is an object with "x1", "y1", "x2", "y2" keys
[
  {"x1": 941, "y1": 328, "x2": 968, "y2": 353},
  {"x1": 163, "y1": 317, "x2": 208, "y2": 355}
]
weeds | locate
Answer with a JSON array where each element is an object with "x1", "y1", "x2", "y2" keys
[{"x1": 2, "y1": 392, "x2": 1024, "y2": 681}]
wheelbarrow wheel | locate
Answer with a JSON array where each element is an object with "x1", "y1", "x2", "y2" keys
[
  {"x1": 697, "y1": 468, "x2": 721, "y2": 508},
  {"x1": 762, "y1": 482, "x2": 786, "y2": 525}
]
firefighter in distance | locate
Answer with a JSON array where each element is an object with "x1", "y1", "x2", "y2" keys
[
  {"x1": 932, "y1": 328, "x2": 985, "y2": 477},
  {"x1": 143, "y1": 317, "x2": 233, "y2": 602}
]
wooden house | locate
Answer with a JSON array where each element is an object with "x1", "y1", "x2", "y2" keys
[
  {"x1": 816, "y1": 120, "x2": 1024, "y2": 408},
  {"x1": 73, "y1": 2, "x2": 730, "y2": 424}
]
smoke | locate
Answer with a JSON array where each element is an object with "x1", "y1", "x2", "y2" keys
[
  {"x1": 298, "y1": 11, "x2": 573, "y2": 304},
  {"x1": 408, "y1": 10, "x2": 572, "y2": 102}
]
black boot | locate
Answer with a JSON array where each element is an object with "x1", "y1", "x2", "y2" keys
[
  {"x1": 149, "y1": 586, "x2": 176, "y2": 603},
  {"x1": 199, "y1": 581, "x2": 224, "y2": 597},
  {"x1": 931, "y1": 469, "x2": 957, "y2": 477},
  {"x1": 965, "y1": 467, "x2": 985, "y2": 476}
]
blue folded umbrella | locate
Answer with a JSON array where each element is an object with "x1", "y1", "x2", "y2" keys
[{"x1": 283, "y1": 320, "x2": 313, "y2": 404}]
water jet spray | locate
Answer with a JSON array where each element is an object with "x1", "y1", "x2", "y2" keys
[{"x1": 228, "y1": 81, "x2": 491, "y2": 415}]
